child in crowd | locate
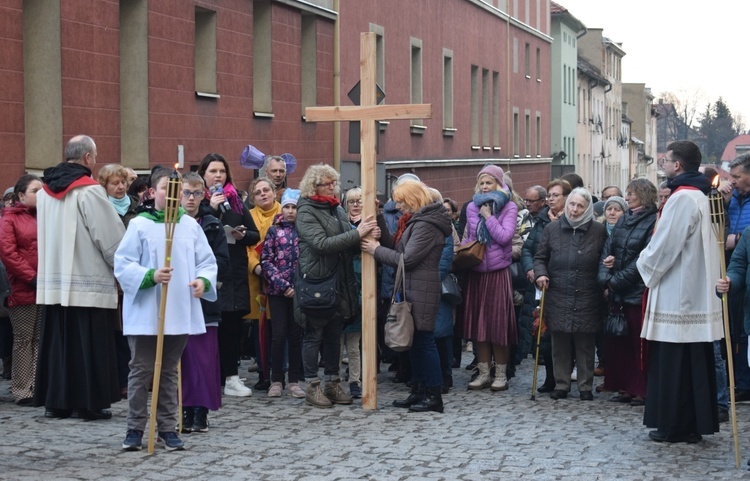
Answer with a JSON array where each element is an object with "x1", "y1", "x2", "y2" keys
[
  {"x1": 179, "y1": 172, "x2": 230, "y2": 434},
  {"x1": 261, "y1": 189, "x2": 305, "y2": 398},
  {"x1": 115, "y1": 168, "x2": 217, "y2": 451}
]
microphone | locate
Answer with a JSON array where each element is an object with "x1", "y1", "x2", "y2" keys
[{"x1": 209, "y1": 183, "x2": 231, "y2": 213}]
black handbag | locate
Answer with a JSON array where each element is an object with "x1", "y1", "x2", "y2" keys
[
  {"x1": 603, "y1": 304, "x2": 629, "y2": 337},
  {"x1": 441, "y1": 273, "x2": 462, "y2": 305},
  {"x1": 295, "y1": 267, "x2": 339, "y2": 317},
  {"x1": 295, "y1": 210, "x2": 347, "y2": 318}
]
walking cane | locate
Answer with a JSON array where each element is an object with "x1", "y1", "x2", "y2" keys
[
  {"x1": 147, "y1": 170, "x2": 181, "y2": 455},
  {"x1": 530, "y1": 286, "x2": 546, "y2": 401},
  {"x1": 708, "y1": 178, "x2": 741, "y2": 468}
]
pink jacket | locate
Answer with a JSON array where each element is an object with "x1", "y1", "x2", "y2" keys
[{"x1": 463, "y1": 200, "x2": 517, "y2": 272}]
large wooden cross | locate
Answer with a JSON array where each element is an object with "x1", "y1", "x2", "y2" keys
[{"x1": 306, "y1": 32, "x2": 431, "y2": 410}]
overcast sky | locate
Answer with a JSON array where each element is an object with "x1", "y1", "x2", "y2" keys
[{"x1": 558, "y1": 0, "x2": 749, "y2": 130}]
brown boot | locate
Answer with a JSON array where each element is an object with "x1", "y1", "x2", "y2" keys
[
  {"x1": 323, "y1": 379, "x2": 353, "y2": 405},
  {"x1": 305, "y1": 380, "x2": 333, "y2": 408}
]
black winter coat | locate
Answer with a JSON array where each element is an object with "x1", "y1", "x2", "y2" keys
[
  {"x1": 201, "y1": 201, "x2": 260, "y2": 314},
  {"x1": 597, "y1": 206, "x2": 657, "y2": 306},
  {"x1": 294, "y1": 197, "x2": 361, "y2": 325},
  {"x1": 534, "y1": 217, "x2": 607, "y2": 333},
  {"x1": 520, "y1": 206, "x2": 552, "y2": 275},
  {"x1": 375, "y1": 203, "x2": 453, "y2": 332},
  {"x1": 197, "y1": 213, "x2": 231, "y2": 324}
]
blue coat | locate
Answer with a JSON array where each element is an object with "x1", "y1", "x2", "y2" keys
[
  {"x1": 434, "y1": 234, "x2": 454, "y2": 339},
  {"x1": 723, "y1": 224, "x2": 750, "y2": 335}
]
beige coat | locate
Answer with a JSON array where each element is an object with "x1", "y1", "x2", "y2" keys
[
  {"x1": 37, "y1": 184, "x2": 125, "y2": 309},
  {"x1": 637, "y1": 188, "x2": 723, "y2": 343}
]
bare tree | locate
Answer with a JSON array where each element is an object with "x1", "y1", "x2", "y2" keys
[{"x1": 658, "y1": 88, "x2": 706, "y2": 142}]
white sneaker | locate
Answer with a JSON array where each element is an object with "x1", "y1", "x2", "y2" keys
[
  {"x1": 570, "y1": 367, "x2": 578, "y2": 382},
  {"x1": 224, "y1": 375, "x2": 252, "y2": 397}
]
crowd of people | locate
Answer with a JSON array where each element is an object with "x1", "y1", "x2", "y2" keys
[{"x1": 0, "y1": 136, "x2": 747, "y2": 458}]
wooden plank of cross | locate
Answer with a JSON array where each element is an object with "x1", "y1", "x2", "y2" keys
[{"x1": 305, "y1": 32, "x2": 431, "y2": 410}]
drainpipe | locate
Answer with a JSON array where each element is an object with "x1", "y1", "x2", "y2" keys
[{"x1": 333, "y1": 0, "x2": 341, "y2": 172}]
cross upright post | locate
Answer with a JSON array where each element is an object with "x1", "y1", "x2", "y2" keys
[{"x1": 305, "y1": 32, "x2": 431, "y2": 410}]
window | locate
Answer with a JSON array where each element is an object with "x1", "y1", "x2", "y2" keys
[
  {"x1": 535, "y1": 47, "x2": 541, "y2": 81},
  {"x1": 410, "y1": 37, "x2": 423, "y2": 128},
  {"x1": 369, "y1": 23, "x2": 385, "y2": 92},
  {"x1": 525, "y1": 112, "x2": 530, "y2": 156},
  {"x1": 470, "y1": 65, "x2": 479, "y2": 147},
  {"x1": 492, "y1": 72, "x2": 500, "y2": 148},
  {"x1": 513, "y1": 37, "x2": 518, "y2": 73},
  {"x1": 300, "y1": 13, "x2": 317, "y2": 116},
  {"x1": 442, "y1": 49, "x2": 454, "y2": 131},
  {"x1": 253, "y1": 1, "x2": 272, "y2": 115},
  {"x1": 536, "y1": 114, "x2": 541, "y2": 155},
  {"x1": 524, "y1": 43, "x2": 530, "y2": 78},
  {"x1": 194, "y1": 7, "x2": 217, "y2": 95},
  {"x1": 120, "y1": 0, "x2": 149, "y2": 166},
  {"x1": 513, "y1": 110, "x2": 519, "y2": 156},
  {"x1": 24, "y1": 0, "x2": 63, "y2": 170},
  {"x1": 482, "y1": 69, "x2": 489, "y2": 147}
]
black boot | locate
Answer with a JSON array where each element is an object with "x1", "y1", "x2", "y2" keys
[
  {"x1": 409, "y1": 387, "x2": 444, "y2": 413},
  {"x1": 193, "y1": 407, "x2": 209, "y2": 433},
  {"x1": 2, "y1": 357, "x2": 11, "y2": 380},
  {"x1": 537, "y1": 360, "x2": 555, "y2": 393},
  {"x1": 181, "y1": 407, "x2": 194, "y2": 433},
  {"x1": 392, "y1": 384, "x2": 425, "y2": 408}
]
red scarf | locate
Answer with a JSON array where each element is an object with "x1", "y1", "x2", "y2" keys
[
  {"x1": 309, "y1": 195, "x2": 340, "y2": 207},
  {"x1": 393, "y1": 212, "x2": 413, "y2": 245}
]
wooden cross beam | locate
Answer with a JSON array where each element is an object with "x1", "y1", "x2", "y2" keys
[{"x1": 306, "y1": 32, "x2": 431, "y2": 410}]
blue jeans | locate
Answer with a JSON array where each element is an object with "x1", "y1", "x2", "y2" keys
[
  {"x1": 714, "y1": 341, "x2": 728, "y2": 412},
  {"x1": 408, "y1": 330, "x2": 442, "y2": 389}
]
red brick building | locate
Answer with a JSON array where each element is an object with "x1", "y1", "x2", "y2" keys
[{"x1": 0, "y1": 0, "x2": 551, "y2": 202}]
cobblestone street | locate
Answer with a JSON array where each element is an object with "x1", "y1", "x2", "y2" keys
[{"x1": 0, "y1": 353, "x2": 748, "y2": 480}]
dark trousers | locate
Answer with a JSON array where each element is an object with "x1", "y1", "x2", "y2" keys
[
  {"x1": 218, "y1": 311, "x2": 244, "y2": 379},
  {"x1": 409, "y1": 330, "x2": 442, "y2": 389},
  {"x1": 268, "y1": 295, "x2": 302, "y2": 383},
  {"x1": 303, "y1": 317, "x2": 343, "y2": 380},
  {"x1": 436, "y1": 336, "x2": 453, "y2": 379}
]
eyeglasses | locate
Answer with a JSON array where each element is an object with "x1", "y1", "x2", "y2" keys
[
  {"x1": 549, "y1": 193, "x2": 564, "y2": 198},
  {"x1": 182, "y1": 190, "x2": 203, "y2": 198},
  {"x1": 524, "y1": 198, "x2": 544, "y2": 204},
  {"x1": 316, "y1": 180, "x2": 338, "y2": 189},
  {"x1": 347, "y1": 199, "x2": 363, "y2": 205}
]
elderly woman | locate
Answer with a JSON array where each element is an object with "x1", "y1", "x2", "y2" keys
[
  {"x1": 598, "y1": 179, "x2": 658, "y2": 406},
  {"x1": 0, "y1": 175, "x2": 43, "y2": 404},
  {"x1": 462, "y1": 165, "x2": 518, "y2": 392},
  {"x1": 247, "y1": 177, "x2": 282, "y2": 390},
  {"x1": 296, "y1": 164, "x2": 377, "y2": 408},
  {"x1": 341, "y1": 187, "x2": 364, "y2": 398},
  {"x1": 602, "y1": 195, "x2": 627, "y2": 235},
  {"x1": 534, "y1": 187, "x2": 607, "y2": 400},
  {"x1": 98, "y1": 164, "x2": 140, "y2": 226},
  {"x1": 198, "y1": 153, "x2": 260, "y2": 397},
  {"x1": 362, "y1": 181, "x2": 452, "y2": 412},
  {"x1": 520, "y1": 179, "x2": 571, "y2": 392}
]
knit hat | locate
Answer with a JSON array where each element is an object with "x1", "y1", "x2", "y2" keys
[
  {"x1": 394, "y1": 173, "x2": 420, "y2": 186},
  {"x1": 281, "y1": 188, "x2": 300, "y2": 207},
  {"x1": 3, "y1": 187, "x2": 14, "y2": 197},
  {"x1": 604, "y1": 196, "x2": 628, "y2": 215},
  {"x1": 478, "y1": 164, "x2": 505, "y2": 186}
]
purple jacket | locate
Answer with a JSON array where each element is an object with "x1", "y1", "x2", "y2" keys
[
  {"x1": 463, "y1": 199, "x2": 517, "y2": 272},
  {"x1": 261, "y1": 215, "x2": 299, "y2": 296}
]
